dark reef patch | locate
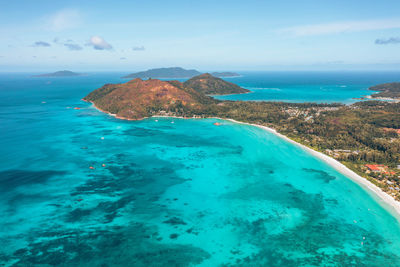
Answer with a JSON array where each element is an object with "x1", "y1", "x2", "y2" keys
[
  {"x1": 9, "y1": 223, "x2": 210, "y2": 266},
  {"x1": 223, "y1": 180, "x2": 325, "y2": 218},
  {"x1": 65, "y1": 207, "x2": 93, "y2": 222},
  {"x1": 123, "y1": 127, "x2": 164, "y2": 137},
  {"x1": 223, "y1": 180, "x2": 400, "y2": 266},
  {"x1": 163, "y1": 217, "x2": 187, "y2": 225},
  {"x1": 0, "y1": 169, "x2": 67, "y2": 191},
  {"x1": 226, "y1": 216, "x2": 400, "y2": 266},
  {"x1": 302, "y1": 168, "x2": 336, "y2": 183},
  {"x1": 170, "y1": 233, "x2": 179, "y2": 239}
]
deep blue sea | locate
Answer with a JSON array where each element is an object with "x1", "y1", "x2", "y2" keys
[{"x1": 1, "y1": 72, "x2": 400, "y2": 266}]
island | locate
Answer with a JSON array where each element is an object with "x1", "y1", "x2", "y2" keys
[
  {"x1": 183, "y1": 73, "x2": 250, "y2": 95},
  {"x1": 84, "y1": 77, "x2": 400, "y2": 203},
  {"x1": 121, "y1": 67, "x2": 241, "y2": 79},
  {"x1": 33, "y1": 70, "x2": 84, "y2": 77},
  {"x1": 369, "y1": 82, "x2": 400, "y2": 100},
  {"x1": 121, "y1": 67, "x2": 201, "y2": 79},
  {"x1": 211, "y1": 72, "x2": 240, "y2": 77}
]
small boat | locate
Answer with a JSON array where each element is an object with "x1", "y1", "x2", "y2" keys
[
  {"x1": 74, "y1": 107, "x2": 81, "y2": 110},
  {"x1": 213, "y1": 122, "x2": 221, "y2": 126},
  {"x1": 89, "y1": 166, "x2": 95, "y2": 170},
  {"x1": 102, "y1": 164, "x2": 106, "y2": 167}
]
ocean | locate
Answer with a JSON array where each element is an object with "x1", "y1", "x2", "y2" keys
[
  {"x1": 213, "y1": 71, "x2": 400, "y2": 103},
  {"x1": 1, "y1": 71, "x2": 400, "y2": 266}
]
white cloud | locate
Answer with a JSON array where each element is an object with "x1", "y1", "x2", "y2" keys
[
  {"x1": 87, "y1": 36, "x2": 113, "y2": 50},
  {"x1": 46, "y1": 9, "x2": 81, "y2": 31},
  {"x1": 281, "y1": 19, "x2": 400, "y2": 36},
  {"x1": 132, "y1": 46, "x2": 145, "y2": 51}
]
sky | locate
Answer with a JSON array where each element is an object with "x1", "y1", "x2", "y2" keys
[{"x1": 1, "y1": 0, "x2": 400, "y2": 71}]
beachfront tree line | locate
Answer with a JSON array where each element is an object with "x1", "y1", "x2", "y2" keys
[{"x1": 190, "y1": 101, "x2": 400, "y2": 166}]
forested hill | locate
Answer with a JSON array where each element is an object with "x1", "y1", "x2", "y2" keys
[
  {"x1": 122, "y1": 67, "x2": 201, "y2": 79},
  {"x1": 369, "y1": 82, "x2": 400, "y2": 98},
  {"x1": 183, "y1": 73, "x2": 249, "y2": 95}
]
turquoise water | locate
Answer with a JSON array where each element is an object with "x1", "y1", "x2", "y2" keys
[
  {"x1": 212, "y1": 71, "x2": 400, "y2": 103},
  {"x1": 1, "y1": 72, "x2": 400, "y2": 266}
]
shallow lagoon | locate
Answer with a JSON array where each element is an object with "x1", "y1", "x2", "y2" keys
[{"x1": 1, "y1": 73, "x2": 400, "y2": 266}]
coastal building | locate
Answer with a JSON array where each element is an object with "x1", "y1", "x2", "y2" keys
[{"x1": 365, "y1": 164, "x2": 387, "y2": 173}]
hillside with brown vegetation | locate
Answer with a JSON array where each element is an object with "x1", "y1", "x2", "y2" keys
[{"x1": 83, "y1": 78, "x2": 213, "y2": 119}]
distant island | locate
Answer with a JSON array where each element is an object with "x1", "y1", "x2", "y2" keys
[
  {"x1": 369, "y1": 82, "x2": 400, "y2": 99},
  {"x1": 33, "y1": 70, "x2": 84, "y2": 77},
  {"x1": 122, "y1": 67, "x2": 201, "y2": 79},
  {"x1": 210, "y1": 72, "x2": 240, "y2": 77},
  {"x1": 84, "y1": 76, "x2": 400, "y2": 204},
  {"x1": 121, "y1": 67, "x2": 240, "y2": 79}
]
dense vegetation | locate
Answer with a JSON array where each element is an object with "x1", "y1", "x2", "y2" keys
[
  {"x1": 369, "y1": 82, "x2": 400, "y2": 98},
  {"x1": 183, "y1": 73, "x2": 250, "y2": 95}
]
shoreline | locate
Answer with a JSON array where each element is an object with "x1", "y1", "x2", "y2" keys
[
  {"x1": 82, "y1": 100, "x2": 150, "y2": 121},
  {"x1": 85, "y1": 102, "x2": 400, "y2": 220},
  {"x1": 224, "y1": 118, "x2": 400, "y2": 220}
]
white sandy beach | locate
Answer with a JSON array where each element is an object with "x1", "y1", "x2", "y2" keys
[{"x1": 225, "y1": 118, "x2": 400, "y2": 220}]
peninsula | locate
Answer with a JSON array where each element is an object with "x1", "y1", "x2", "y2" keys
[
  {"x1": 33, "y1": 70, "x2": 84, "y2": 77},
  {"x1": 369, "y1": 82, "x2": 400, "y2": 100},
  {"x1": 84, "y1": 77, "x2": 400, "y2": 207}
]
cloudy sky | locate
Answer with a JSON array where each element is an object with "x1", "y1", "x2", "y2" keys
[{"x1": 1, "y1": 0, "x2": 400, "y2": 71}]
